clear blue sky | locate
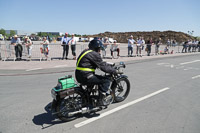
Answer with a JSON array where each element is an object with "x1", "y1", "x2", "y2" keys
[{"x1": 0, "y1": 0, "x2": 199, "y2": 36}]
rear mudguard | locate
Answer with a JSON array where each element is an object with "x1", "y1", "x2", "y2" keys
[{"x1": 51, "y1": 87, "x2": 84, "y2": 112}]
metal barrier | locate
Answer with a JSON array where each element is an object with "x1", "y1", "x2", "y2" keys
[
  {"x1": 0, "y1": 41, "x2": 89, "y2": 61},
  {"x1": 0, "y1": 41, "x2": 193, "y2": 62}
]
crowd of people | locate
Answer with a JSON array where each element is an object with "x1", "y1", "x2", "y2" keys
[
  {"x1": 1, "y1": 34, "x2": 200, "y2": 61},
  {"x1": 182, "y1": 40, "x2": 200, "y2": 53}
]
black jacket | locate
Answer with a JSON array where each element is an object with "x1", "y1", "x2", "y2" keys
[{"x1": 75, "y1": 49, "x2": 116, "y2": 83}]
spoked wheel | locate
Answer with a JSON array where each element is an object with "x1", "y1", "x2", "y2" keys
[
  {"x1": 113, "y1": 78, "x2": 130, "y2": 102},
  {"x1": 55, "y1": 92, "x2": 85, "y2": 122}
]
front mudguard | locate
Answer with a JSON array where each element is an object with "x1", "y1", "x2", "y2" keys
[{"x1": 111, "y1": 75, "x2": 128, "y2": 85}]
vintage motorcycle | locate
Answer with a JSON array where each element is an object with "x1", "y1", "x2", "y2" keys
[{"x1": 51, "y1": 62, "x2": 130, "y2": 121}]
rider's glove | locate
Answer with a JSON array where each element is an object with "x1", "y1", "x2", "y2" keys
[{"x1": 116, "y1": 69, "x2": 123, "y2": 74}]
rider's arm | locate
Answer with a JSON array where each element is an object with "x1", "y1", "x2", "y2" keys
[{"x1": 90, "y1": 52, "x2": 117, "y2": 74}]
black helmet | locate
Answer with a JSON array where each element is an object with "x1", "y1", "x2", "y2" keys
[{"x1": 88, "y1": 39, "x2": 104, "y2": 52}]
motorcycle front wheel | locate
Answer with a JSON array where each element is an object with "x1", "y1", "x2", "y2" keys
[
  {"x1": 55, "y1": 91, "x2": 85, "y2": 122},
  {"x1": 112, "y1": 77, "x2": 130, "y2": 102}
]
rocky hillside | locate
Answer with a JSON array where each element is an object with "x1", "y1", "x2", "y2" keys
[{"x1": 88, "y1": 31, "x2": 194, "y2": 43}]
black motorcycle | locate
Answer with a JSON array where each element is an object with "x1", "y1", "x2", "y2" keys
[{"x1": 51, "y1": 62, "x2": 130, "y2": 121}]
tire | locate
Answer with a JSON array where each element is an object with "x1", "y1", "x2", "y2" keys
[
  {"x1": 55, "y1": 91, "x2": 85, "y2": 122},
  {"x1": 112, "y1": 78, "x2": 130, "y2": 102}
]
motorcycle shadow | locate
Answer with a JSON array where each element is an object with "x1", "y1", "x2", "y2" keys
[{"x1": 32, "y1": 102, "x2": 64, "y2": 129}]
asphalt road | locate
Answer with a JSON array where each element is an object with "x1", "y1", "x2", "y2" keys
[{"x1": 0, "y1": 54, "x2": 200, "y2": 133}]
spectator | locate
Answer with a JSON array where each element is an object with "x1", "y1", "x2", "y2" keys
[
  {"x1": 23, "y1": 36, "x2": 32, "y2": 58},
  {"x1": 146, "y1": 37, "x2": 154, "y2": 56},
  {"x1": 11, "y1": 35, "x2": 23, "y2": 61},
  {"x1": 167, "y1": 39, "x2": 171, "y2": 47},
  {"x1": 128, "y1": 35, "x2": 135, "y2": 57},
  {"x1": 192, "y1": 40, "x2": 197, "y2": 52},
  {"x1": 164, "y1": 46, "x2": 169, "y2": 54},
  {"x1": 187, "y1": 40, "x2": 192, "y2": 52},
  {"x1": 182, "y1": 41, "x2": 188, "y2": 53},
  {"x1": 136, "y1": 37, "x2": 142, "y2": 57},
  {"x1": 172, "y1": 39, "x2": 176, "y2": 47},
  {"x1": 40, "y1": 37, "x2": 49, "y2": 60},
  {"x1": 141, "y1": 37, "x2": 145, "y2": 50},
  {"x1": 198, "y1": 41, "x2": 200, "y2": 52},
  {"x1": 110, "y1": 40, "x2": 120, "y2": 57},
  {"x1": 155, "y1": 38, "x2": 162, "y2": 55},
  {"x1": 102, "y1": 37, "x2": 110, "y2": 57},
  {"x1": 61, "y1": 32, "x2": 71, "y2": 60},
  {"x1": 69, "y1": 33, "x2": 77, "y2": 60}
]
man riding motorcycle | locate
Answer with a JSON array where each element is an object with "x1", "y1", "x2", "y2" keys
[{"x1": 75, "y1": 39, "x2": 121, "y2": 96}]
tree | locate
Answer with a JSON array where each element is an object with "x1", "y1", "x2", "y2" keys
[
  {"x1": 0, "y1": 28, "x2": 6, "y2": 36},
  {"x1": 10, "y1": 30, "x2": 16, "y2": 37}
]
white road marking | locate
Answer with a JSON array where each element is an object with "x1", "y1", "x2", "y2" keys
[
  {"x1": 26, "y1": 68, "x2": 42, "y2": 71},
  {"x1": 157, "y1": 63, "x2": 170, "y2": 65},
  {"x1": 192, "y1": 75, "x2": 200, "y2": 79},
  {"x1": 74, "y1": 87, "x2": 170, "y2": 128},
  {"x1": 180, "y1": 60, "x2": 200, "y2": 65},
  {"x1": 54, "y1": 65, "x2": 68, "y2": 68}
]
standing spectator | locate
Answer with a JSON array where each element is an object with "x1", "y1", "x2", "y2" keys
[
  {"x1": 167, "y1": 39, "x2": 171, "y2": 47},
  {"x1": 172, "y1": 39, "x2": 176, "y2": 47},
  {"x1": 136, "y1": 37, "x2": 142, "y2": 57},
  {"x1": 11, "y1": 35, "x2": 23, "y2": 61},
  {"x1": 110, "y1": 40, "x2": 120, "y2": 57},
  {"x1": 128, "y1": 35, "x2": 135, "y2": 57},
  {"x1": 69, "y1": 33, "x2": 77, "y2": 60},
  {"x1": 198, "y1": 41, "x2": 200, "y2": 52},
  {"x1": 146, "y1": 37, "x2": 154, "y2": 56},
  {"x1": 40, "y1": 37, "x2": 49, "y2": 60},
  {"x1": 155, "y1": 38, "x2": 162, "y2": 55},
  {"x1": 23, "y1": 36, "x2": 32, "y2": 58},
  {"x1": 187, "y1": 40, "x2": 192, "y2": 52},
  {"x1": 61, "y1": 33, "x2": 71, "y2": 60},
  {"x1": 141, "y1": 37, "x2": 145, "y2": 50},
  {"x1": 192, "y1": 40, "x2": 197, "y2": 52},
  {"x1": 182, "y1": 41, "x2": 188, "y2": 53},
  {"x1": 102, "y1": 37, "x2": 110, "y2": 57}
]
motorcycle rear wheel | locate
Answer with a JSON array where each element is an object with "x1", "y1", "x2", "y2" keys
[
  {"x1": 55, "y1": 91, "x2": 85, "y2": 122},
  {"x1": 113, "y1": 77, "x2": 130, "y2": 102}
]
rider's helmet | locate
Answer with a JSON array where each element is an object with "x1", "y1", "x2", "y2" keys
[{"x1": 88, "y1": 38, "x2": 104, "y2": 52}]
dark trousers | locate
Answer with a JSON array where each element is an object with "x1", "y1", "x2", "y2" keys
[
  {"x1": 62, "y1": 45, "x2": 69, "y2": 58},
  {"x1": 147, "y1": 45, "x2": 151, "y2": 56},
  {"x1": 75, "y1": 70, "x2": 111, "y2": 93},
  {"x1": 128, "y1": 47, "x2": 133, "y2": 56},
  {"x1": 71, "y1": 45, "x2": 76, "y2": 56},
  {"x1": 15, "y1": 44, "x2": 23, "y2": 59},
  {"x1": 111, "y1": 48, "x2": 120, "y2": 56},
  {"x1": 182, "y1": 46, "x2": 187, "y2": 53}
]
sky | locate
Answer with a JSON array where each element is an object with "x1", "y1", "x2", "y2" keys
[{"x1": 0, "y1": 0, "x2": 199, "y2": 36}]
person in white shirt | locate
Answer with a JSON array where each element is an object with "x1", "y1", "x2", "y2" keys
[
  {"x1": 61, "y1": 32, "x2": 71, "y2": 59},
  {"x1": 128, "y1": 35, "x2": 135, "y2": 57},
  {"x1": 102, "y1": 37, "x2": 110, "y2": 58},
  {"x1": 136, "y1": 37, "x2": 143, "y2": 57},
  {"x1": 23, "y1": 36, "x2": 32, "y2": 58},
  {"x1": 69, "y1": 33, "x2": 77, "y2": 60}
]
